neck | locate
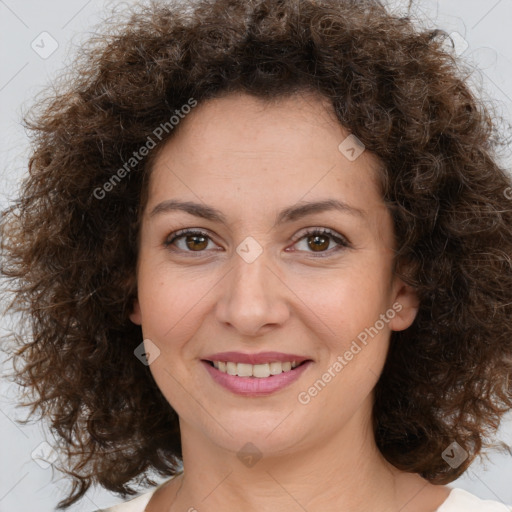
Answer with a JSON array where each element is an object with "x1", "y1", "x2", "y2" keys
[{"x1": 162, "y1": 395, "x2": 432, "y2": 512}]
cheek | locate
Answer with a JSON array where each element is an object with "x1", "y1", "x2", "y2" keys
[
  {"x1": 302, "y1": 269, "x2": 393, "y2": 401},
  {"x1": 313, "y1": 287, "x2": 392, "y2": 413},
  {"x1": 303, "y1": 265, "x2": 391, "y2": 340},
  {"x1": 136, "y1": 265, "x2": 206, "y2": 342}
]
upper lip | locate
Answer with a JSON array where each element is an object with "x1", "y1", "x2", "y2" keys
[{"x1": 202, "y1": 351, "x2": 311, "y2": 365}]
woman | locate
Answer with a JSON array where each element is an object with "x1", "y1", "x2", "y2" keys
[{"x1": 1, "y1": 0, "x2": 511, "y2": 511}]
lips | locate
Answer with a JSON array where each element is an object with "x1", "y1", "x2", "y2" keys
[
  {"x1": 202, "y1": 351, "x2": 311, "y2": 365},
  {"x1": 202, "y1": 359, "x2": 313, "y2": 396}
]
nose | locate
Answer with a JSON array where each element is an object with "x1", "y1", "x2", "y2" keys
[{"x1": 214, "y1": 247, "x2": 290, "y2": 337}]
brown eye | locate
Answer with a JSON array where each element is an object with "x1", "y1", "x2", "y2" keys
[
  {"x1": 291, "y1": 228, "x2": 349, "y2": 257},
  {"x1": 184, "y1": 233, "x2": 209, "y2": 251},
  {"x1": 307, "y1": 233, "x2": 330, "y2": 252},
  {"x1": 165, "y1": 229, "x2": 214, "y2": 252}
]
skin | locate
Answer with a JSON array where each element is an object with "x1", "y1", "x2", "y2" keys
[{"x1": 130, "y1": 91, "x2": 452, "y2": 512}]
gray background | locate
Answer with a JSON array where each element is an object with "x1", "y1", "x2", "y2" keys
[{"x1": 1, "y1": 0, "x2": 511, "y2": 510}]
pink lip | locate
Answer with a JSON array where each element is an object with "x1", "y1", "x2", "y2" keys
[
  {"x1": 202, "y1": 351, "x2": 310, "y2": 365},
  {"x1": 201, "y1": 360, "x2": 313, "y2": 396}
]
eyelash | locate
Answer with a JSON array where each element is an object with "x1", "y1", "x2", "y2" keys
[{"x1": 164, "y1": 227, "x2": 350, "y2": 258}]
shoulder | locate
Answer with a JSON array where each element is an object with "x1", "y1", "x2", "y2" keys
[
  {"x1": 92, "y1": 490, "x2": 155, "y2": 512},
  {"x1": 438, "y1": 488, "x2": 512, "y2": 512},
  {"x1": 92, "y1": 478, "x2": 173, "y2": 512}
]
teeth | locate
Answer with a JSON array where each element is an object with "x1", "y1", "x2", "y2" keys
[
  {"x1": 211, "y1": 360, "x2": 300, "y2": 378},
  {"x1": 269, "y1": 362, "x2": 282, "y2": 375},
  {"x1": 237, "y1": 363, "x2": 253, "y2": 377},
  {"x1": 253, "y1": 363, "x2": 270, "y2": 378},
  {"x1": 226, "y1": 362, "x2": 237, "y2": 375}
]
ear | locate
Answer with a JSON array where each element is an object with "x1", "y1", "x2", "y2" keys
[
  {"x1": 130, "y1": 297, "x2": 142, "y2": 326},
  {"x1": 388, "y1": 278, "x2": 420, "y2": 332}
]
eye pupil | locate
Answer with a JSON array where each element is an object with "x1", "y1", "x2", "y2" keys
[
  {"x1": 186, "y1": 235, "x2": 208, "y2": 251},
  {"x1": 308, "y1": 234, "x2": 330, "y2": 252}
]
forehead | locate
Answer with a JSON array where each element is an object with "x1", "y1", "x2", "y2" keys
[{"x1": 148, "y1": 91, "x2": 384, "y2": 204}]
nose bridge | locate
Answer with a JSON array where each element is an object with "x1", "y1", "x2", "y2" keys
[
  {"x1": 215, "y1": 239, "x2": 289, "y2": 335},
  {"x1": 233, "y1": 243, "x2": 269, "y2": 296}
]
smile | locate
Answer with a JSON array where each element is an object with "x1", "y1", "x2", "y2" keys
[
  {"x1": 201, "y1": 359, "x2": 312, "y2": 396},
  {"x1": 209, "y1": 360, "x2": 301, "y2": 378}
]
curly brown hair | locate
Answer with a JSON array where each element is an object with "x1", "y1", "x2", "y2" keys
[{"x1": 1, "y1": 0, "x2": 512, "y2": 509}]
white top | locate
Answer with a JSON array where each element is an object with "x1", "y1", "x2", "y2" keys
[{"x1": 95, "y1": 483, "x2": 512, "y2": 512}]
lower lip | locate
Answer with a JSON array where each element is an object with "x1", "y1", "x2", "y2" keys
[{"x1": 201, "y1": 360, "x2": 312, "y2": 396}]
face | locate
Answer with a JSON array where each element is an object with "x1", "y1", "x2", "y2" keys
[{"x1": 130, "y1": 91, "x2": 419, "y2": 458}]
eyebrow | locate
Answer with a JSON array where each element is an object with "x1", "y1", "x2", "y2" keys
[{"x1": 149, "y1": 199, "x2": 366, "y2": 227}]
